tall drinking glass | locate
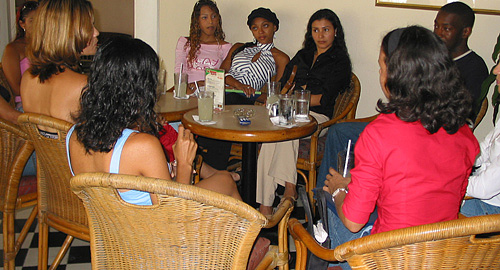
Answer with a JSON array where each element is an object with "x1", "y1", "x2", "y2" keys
[
  {"x1": 198, "y1": 91, "x2": 214, "y2": 122},
  {"x1": 294, "y1": 89, "x2": 310, "y2": 121},
  {"x1": 267, "y1": 81, "x2": 281, "y2": 116},
  {"x1": 279, "y1": 94, "x2": 294, "y2": 125},
  {"x1": 174, "y1": 72, "x2": 188, "y2": 99}
]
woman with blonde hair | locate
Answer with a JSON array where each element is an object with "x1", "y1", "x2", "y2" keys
[{"x1": 21, "y1": 0, "x2": 99, "y2": 124}]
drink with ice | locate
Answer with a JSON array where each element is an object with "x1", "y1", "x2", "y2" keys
[
  {"x1": 198, "y1": 91, "x2": 214, "y2": 122},
  {"x1": 279, "y1": 94, "x2": 294, "y2": 125}
]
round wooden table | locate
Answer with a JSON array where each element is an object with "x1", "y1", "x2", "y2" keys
[
  {"x1": 182, "y1": 105, "x2": 317, "y2": 206},
  {"x1": 156, "y1": 92, "x2": 198, "y2": 122}
]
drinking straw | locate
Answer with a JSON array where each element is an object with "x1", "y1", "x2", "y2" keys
[
  {"x1": 343, "y1": 139, "x2": 352, "y2": 177},
  {"x1": 194, "y1": 81, "x2": 200, "y2": 97},
  {"x1": 177, "y1": 63, "x2": 183, "y2": 95},
  {"x1": 267, "y1": 71, "x2": 271, "y2": 94}
]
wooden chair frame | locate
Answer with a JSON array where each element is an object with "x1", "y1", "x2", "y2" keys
[
  {"x1": 0, "y1": 119, "x2": 37, "y2": 270},
  {"x1": 289, "y1": 214, "x2": 500, "y2": 269}
]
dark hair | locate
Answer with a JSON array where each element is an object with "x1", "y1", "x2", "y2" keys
[
  {"x1": 232, "y1": 7, "x2": 278, "y2": 59},
  {"x1": 15, "y1": 1, "x2": 38, "y2": 40},
  {"x1": 247, "y1": 7, "x2": 279, "y2": 30},
  {"x1": 440, "y1": 1, "x2": 475, "y2": 28},
  {"x1": 377, "y1": 26, "x2": 472, "y2": 134},
  {"x1": 303, "y1": 9, "x2": 349, "y2": 57},
  {"x1": 74, "y1": 36, "x2": 160, "y2": 153},
  {"x1": 186, "y1": 0, "x2": 225, "y2": 67}
]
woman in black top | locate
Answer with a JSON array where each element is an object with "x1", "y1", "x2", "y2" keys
[{"x1": 257, "y1": 9, "x2": 352, "y2": 215}]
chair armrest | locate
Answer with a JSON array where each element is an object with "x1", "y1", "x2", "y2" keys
[
  {"x1": 265, "y1": 196, "x2": 294, "y2": 228},
  {"x1": 338, "y1": 114, "x2": 378, "y2": 124},
  {"x1": 288, "y1": 218, "x2": 337, "y2": 262}
]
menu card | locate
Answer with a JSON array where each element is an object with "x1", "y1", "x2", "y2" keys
[{"x1": 205, "y1": 68, "x2": 225, "y2": 111}]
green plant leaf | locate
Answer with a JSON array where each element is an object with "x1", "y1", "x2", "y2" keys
[{"x1": 492, "y1": 33, "x2": 500, "y2": 62}]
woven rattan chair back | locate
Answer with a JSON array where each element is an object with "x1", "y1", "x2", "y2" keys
[
  {"x1": 71, "y1": 172, "x2": 268, "y2": 270},
  {"x1": 0, "y1": 118, "x2": 37, "y2": 270},
  {"x1": 18, "y1": 113, "x2": 89, "y2": 269},
  {"x1": 289, "y1": 214, "x2": 500, "y2": 269},
  {"x1": 0, "y1": 63, "x2": 16, "y2": 107}
]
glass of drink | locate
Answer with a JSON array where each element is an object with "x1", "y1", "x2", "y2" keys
[
  {"x1": 279, "y1": 94, "x2": 294, "y2": 125},
  {"x1": 337, "y1": 149, "x2": 354, "y2": 178},
  {"x1": 267, "y1": 82, "x2": 281, "y2": 116},
  {"x1": 294, "y1": 89, "x2": 310, "y2": 121},
  {"x1": 198, "y1": 91, "x2": 214, "y2": 122},
  {"x1": 174, "y1": 72, "x2": 188, "y2": 99}
]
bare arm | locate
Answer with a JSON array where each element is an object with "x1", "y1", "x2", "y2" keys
[
  {"x1": 323, "y1": 167, "x2": 365, "y2": 232},
  {"x1": 2, "y1": 43, "x2": 22, "y2": 96},
  {"x1": 310, "y1": 94, "x2": 322, "y2": 107},
  {"x1": 272, "y1": 50, "x2": 290, "y2": 82},
  {"x1": 0, "y1": 97, "x2": 21, "y2": 124},
  {"x1": 172, "y1": 125, "x2": 197, "y2": 185}
]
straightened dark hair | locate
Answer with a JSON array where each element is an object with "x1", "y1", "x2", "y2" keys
[
  {"x1": 377, "y1": 26, "x2": 472, "y2": 134},
  {"x1": 74, "y1": 36, "x2": 160, "y2": 153},
  {"x1": 303, "y1": 9, "x2": 349, "y2": 58}
]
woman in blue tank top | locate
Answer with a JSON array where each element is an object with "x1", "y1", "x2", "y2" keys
[{"x1": 66, "y1": 36, "x2": 241, "y2": 205}]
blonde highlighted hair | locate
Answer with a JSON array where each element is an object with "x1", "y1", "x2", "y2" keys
[{"x1": 28, "y1": 0, "x2": 94, "y2": 82}]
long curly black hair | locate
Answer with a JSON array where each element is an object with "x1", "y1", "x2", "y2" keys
[
  {"x1": 303, "y1": 9, "x2": 349, "y2": 58},
  {"x1": 74, "y1": 36, "x2": 160, "y2": 153},
  {"x1": 377, "y1": 26, "x2": 472, "y2": 134}
]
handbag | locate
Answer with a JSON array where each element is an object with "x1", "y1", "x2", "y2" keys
[{"x1": 298, "y1": 186, "x2": 330, "y2": 270}]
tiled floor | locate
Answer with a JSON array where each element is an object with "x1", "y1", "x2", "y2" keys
[{"x1": 0, "y1": 189, "x2": 307, "y2": 270}]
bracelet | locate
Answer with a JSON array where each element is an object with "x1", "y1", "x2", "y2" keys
[{"x1": 331, "y1": 187, "x2": 348, "y2": 200}]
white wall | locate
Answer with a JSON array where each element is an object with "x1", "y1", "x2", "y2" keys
[{"x1": 157, "y1": 0, "x2": 500, "y2": 140}]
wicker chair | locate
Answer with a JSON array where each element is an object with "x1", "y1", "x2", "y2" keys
[
  {"x1": 70, "y1": 172, "x2": 268, "y2": 270},
  {"x1": 289, "y1": 214, "x2": 500, "y2": 270},
  {"x1": 0, "y1": 118, "x2": 37, "y2": 270},
  {"x1": 17, "y1": 113, "x2": 89, "y2": 270},
  {"x1": 297, "y1": 73, "x2": 361, "y2": 207},
  {"x1": 0, "y1": 63, "x2": 16, "y2": 107}
]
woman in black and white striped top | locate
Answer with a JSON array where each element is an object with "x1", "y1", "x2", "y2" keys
[{"x1": 220, "y1": 7, "x2": 289, "y2": 104}]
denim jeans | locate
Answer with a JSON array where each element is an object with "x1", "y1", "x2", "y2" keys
[
  {"x1": 460, "y1": 199, "x2": 500, "y2": 217},
  {"x1": 316, "y1": 122, "x2": 368, "y2": 191},
  {"x1": 21, "y1": 152, "x2": 37, "y2": 176},
  {"x1": 327, "y1": 207, "x2": 373, "y2": 269}
]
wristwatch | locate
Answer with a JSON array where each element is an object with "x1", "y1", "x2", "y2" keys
[{"x1": 331, "y1": 187, "x2": 348, "y2": 199}]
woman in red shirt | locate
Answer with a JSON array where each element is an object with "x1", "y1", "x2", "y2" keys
[{"x1": 323, "y1": 26, "x2": 479, "y2": 269}]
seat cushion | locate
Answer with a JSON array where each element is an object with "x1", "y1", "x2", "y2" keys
[
  {"x1": 247, "y1": 237, "x2": 271, "y2": 270},
  {"x1": 298, "y1": 136, "x2": 327, "y2": 161},
  {"x1": 18, "y1": 175, "x2": 37, "y2": 196}
]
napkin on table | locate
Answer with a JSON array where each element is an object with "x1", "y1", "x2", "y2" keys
[{"x1": 192, "y1": 115, "x2": 216, "y2": 125}]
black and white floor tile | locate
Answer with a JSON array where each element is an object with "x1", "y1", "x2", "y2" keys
[{"x1": 0, "y1": 188, "x2": 306, "y2": 269}]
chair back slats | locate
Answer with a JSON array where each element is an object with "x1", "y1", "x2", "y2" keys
[
  {"x1": 18, "y1": 113, "x2": 88, "y2": 228},
  {"x1": 0, "y1": 119, "x2": 34, "y2": 211},
  {"x1": 71, "y1": 172, "x2": 267, "y2": 270},
  {"x1": 332, "y1": 73, "x2": 361, "y2": 121}
]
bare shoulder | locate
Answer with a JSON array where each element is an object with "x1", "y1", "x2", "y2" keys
[
  {"x1": 271, "y1": 48, "x2": 290, "y2": 60},
  {"x1": 3, "y1": 41, "x2": 24, "y2": 58},
  {"x1": 125, "y1": 132, "x2": 164, "y2": 155},
  {"x1": 229, "y1": 42, "x2": 245, "y2": 52}
]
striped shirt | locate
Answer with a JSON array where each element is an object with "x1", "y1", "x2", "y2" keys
[{"x1": 228, "y1": 42, "x2": 276, "y2": 91}]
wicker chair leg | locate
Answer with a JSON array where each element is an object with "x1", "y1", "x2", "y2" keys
[
  {"x1": 49, "y1": 235, "x2": 74, "y2": 270},
  {"x1": 38, "y1": 220, "x2": 49, "y2": 270},
  {"x1": 3, "y1": 211, "x2": 15, "y2": 270},
  {"x1": 15, "y1": 205, "x2": 37, "y2": 254}
]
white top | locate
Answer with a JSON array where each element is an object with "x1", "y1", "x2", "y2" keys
[{"x1": 467, "y1": 118, "x2": 500, "y2": 207}]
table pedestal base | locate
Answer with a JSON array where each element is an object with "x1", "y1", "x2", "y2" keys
[{"x1": 241, "y1": 142, "x2": 258, "y2": 208}]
